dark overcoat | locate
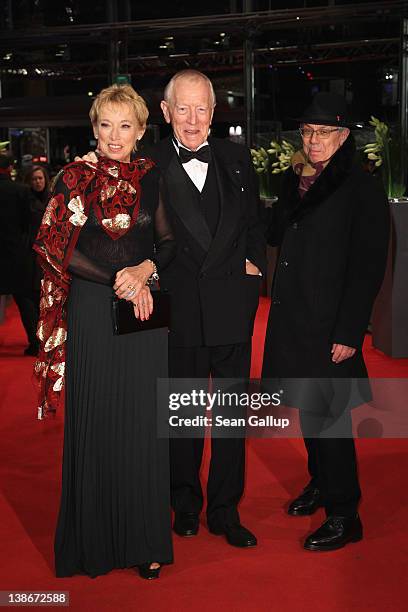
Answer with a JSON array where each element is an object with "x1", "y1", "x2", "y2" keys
[
  {"x1": 0, "y1": 174, "x2": 34, "y2": 294},
  {"x1": 150, "y1": 135, "x2": 266, "y2": 347},
  {"x1": 262, "y1": 135, "x2": 390, "y2": 380}
]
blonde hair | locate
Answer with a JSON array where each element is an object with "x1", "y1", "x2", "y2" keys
[
  {"x1": 89, "y1": 84, "x2": 149, "y2": 128},
  {"x1": 164, "y1": 70, "x2": 216, "y2": 107}
]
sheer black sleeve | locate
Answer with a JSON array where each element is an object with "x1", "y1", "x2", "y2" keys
[
  {"x1": 67, "y1": 248, "x2": 113, "y2": 285},
  {"x1": 153, "y1": 178, "x2": 176, "y2": 272}
]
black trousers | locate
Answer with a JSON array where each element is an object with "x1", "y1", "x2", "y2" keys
[
  {"x1": 13, "y1": 292, "x2": 39, "y2": 346},
  {"x1": 299, "y1": 381, "x2": 361, "y2": 517},
  {"x1": 168, "y1": 342, "x2": 251, "y2": 531}
]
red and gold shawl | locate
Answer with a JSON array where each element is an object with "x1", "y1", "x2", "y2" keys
[{"x1": 33, "y1": 155, "x2": 154, "y2": 419}]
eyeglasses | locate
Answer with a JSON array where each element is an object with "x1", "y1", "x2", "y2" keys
[{"x1": 299, "y1": 127, "x2": 340, "y2": 139}]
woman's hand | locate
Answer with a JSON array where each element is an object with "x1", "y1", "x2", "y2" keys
[
  {"x1": 114, "y1": 261, "x2": 155, "y2": 300},
  {"x1": 74, "y1": 151, "x2": 98, "y2": 163},
  {"x1": 131, "y1": 285, "x2": 153, "y2": 321}
]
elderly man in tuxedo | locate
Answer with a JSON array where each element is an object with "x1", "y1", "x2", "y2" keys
[{"x1": 153, "y1": 70, "x2": 266, "y2": 547}]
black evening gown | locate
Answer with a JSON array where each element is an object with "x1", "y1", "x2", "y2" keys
[{"x1": 54, "y1": 168, "x2": 174, "y2": 577}]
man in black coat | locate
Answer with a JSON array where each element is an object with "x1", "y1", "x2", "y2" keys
[
  {"x1": 0, "y1": 153, "x2": 39, "y2": 354},
  {"x1": 152, "y1": 70, "x2": 266, "y2": 547},
  {"x1": 262, "y1": 92, "x2": 389, "y2": 551}
]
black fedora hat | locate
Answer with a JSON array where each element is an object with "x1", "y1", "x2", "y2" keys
[{"x1": 295, "y1": 92, "x2": 352, "y2": 127}]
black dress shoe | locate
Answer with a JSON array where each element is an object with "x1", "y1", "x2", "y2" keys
[
  {"x1": 287, "y1": 487, "x2": 323, "y2": 516},
  {"x1": 304, "y1": 514, "x2": 363, "y2": 551},
  {"x1": 137, "y1": 563, "x2": 161, "y2": 580},
  {"x1": 173, "y1": 512, "x2": 199, "y2": 536},
  {"x1": 209, "y1": 524, "x2": 257, "y2": 548}
]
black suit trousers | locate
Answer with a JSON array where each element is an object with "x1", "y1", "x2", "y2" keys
[
  {"x1": 299, "y1": 382, "x2": 361, "y2": 516},
  {"x1": 13, "y1": 292, "x2": 40, "y2": 346},
  {"x1": 168, "y1": 342, "x2": 251, "y2": 530}
]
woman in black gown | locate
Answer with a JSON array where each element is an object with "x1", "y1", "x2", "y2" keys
[{"x1": 34, "y1": 84, "x2": 175, "y2": 579}]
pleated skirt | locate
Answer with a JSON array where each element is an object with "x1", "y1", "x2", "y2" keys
[{"x1": 55, "y1": 278, "x2": 173, "y2": 578}]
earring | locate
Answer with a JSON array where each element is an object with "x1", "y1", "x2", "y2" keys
[{"x1": 133, "y1": 139, "x2": 139, "y2": 153}]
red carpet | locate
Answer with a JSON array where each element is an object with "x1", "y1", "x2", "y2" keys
[{"x1": 1, "y1": 298, "x2": 408, "y2": 611}]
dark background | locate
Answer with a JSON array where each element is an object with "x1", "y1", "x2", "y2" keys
[{"x1": 0, "y1": 1, "x2": 403, "y2": 168}]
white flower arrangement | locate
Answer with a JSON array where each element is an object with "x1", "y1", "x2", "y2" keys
[
  {"x1": 364, "y1": 116, "x2": 387, "y2": 168},
  {"x1": 364, "y1": 116, "x2": 405, "y2": 198},
  {"x1": 268, "y1": 140, "x2": 295, "y2": 173},
  {"x1": 251, "y1": 139, "x2": 295, "y2": 197}
]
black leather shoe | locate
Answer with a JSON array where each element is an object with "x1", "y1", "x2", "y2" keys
[
  {"x1": 209, "y1": 524, "x2": 257, "y2": 548},
  {"x1": 304, "y1": 514, "x2": 363, "y2": 551},
  {"x1": 173, "y1": 512, "x2": 199, "y2": 536},
  {"x1": 137, "y1": 563, "x2": 161, "y2": 580},
  {"x1": 287, "y1": 487, "x2": 323, "y2": 516}
]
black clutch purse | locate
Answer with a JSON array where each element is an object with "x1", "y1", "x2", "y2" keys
[{"x1": 112, "y1": 291, "x2": 171, "y2": 335}]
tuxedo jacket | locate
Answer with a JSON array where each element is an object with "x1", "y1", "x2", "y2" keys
[{"x1": 150, "y1": 136, "x2": 266, "y2": 347}]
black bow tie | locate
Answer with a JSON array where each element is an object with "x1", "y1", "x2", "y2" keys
[{"x1": 178, "y1": 145, "x2": 211, "y2": 164}]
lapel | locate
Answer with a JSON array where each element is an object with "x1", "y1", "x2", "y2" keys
[
  {"x1": 202, "y1": 138, "x2": 242, "y2": 270},
  {"x1": 163, "y1": 140, "x2": 212, "y2": 254}
]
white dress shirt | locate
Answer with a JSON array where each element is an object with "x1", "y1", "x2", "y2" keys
[{"x1": 172, "y1": 137, "x2": 209, "y2": 193}]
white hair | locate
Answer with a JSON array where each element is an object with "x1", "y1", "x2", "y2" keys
[{"x1": 164, "y1": 69, "x2": 216, "y2": 107}]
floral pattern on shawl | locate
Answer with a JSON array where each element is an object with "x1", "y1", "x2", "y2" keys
[{"x1": 33, "y1": 156, "x2": 154, "y2": 419}]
